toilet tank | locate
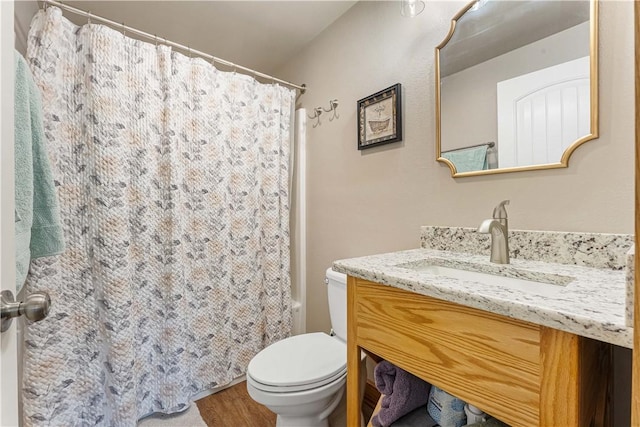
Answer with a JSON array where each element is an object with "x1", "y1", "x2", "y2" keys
[{"x1": 325, "y1": 268, "x2": 348, "y2": 342}]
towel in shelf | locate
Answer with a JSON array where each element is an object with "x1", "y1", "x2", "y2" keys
[
  {"x1": 14, "y1": 51, "x2": 65, "y2": 292},
  {"x1": 372, "y1": 361, "x2": 432, "y2": 427},
  {"x1": 441, "y1": 145, "x2": 489, "y2": 173}
]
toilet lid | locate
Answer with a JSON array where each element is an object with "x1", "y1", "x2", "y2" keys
[{"x1": 248, "y1": 332, "x2": 347, "y2": 389}]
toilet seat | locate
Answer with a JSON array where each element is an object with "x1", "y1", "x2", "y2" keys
[
  {"x1": 247, "y1": 332, "x2": 347, "y2": 393},
  {"x1": 247, "y1": 367, "x2": 346, "y2": 393}
]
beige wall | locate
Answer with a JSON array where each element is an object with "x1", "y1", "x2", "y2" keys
[
  {"x1": 277, "y1": 0, "x2": 634, "y2": 335},
  {"x1": 14, "y1": 1, "x2": 38, "y2": 55}
]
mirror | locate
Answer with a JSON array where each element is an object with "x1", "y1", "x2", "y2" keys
[{"x1": 436, "y1": 0, "x2": 598, "y2": 177}]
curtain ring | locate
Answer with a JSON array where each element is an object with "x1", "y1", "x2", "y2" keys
[
  {"x1": 188, "y1": 46, "x2": 192, "y2": 58},
  {"x1": 122, "y1": 22, "x2": 126, "y2": 38},
  {"x1": 154, "y1": 34, "x2": 158, "y2": 46},
  {"x1": 87, "y1": 11, "x2": 92, "y2": 25}
]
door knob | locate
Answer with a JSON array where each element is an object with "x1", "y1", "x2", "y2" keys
[{"x1": 1, "y1": 290, "x2": 51, "y2": 332}]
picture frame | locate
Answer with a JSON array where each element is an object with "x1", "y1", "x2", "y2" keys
[{"x1": 357, "y1": 83, "x2": 402, "y2": 150}]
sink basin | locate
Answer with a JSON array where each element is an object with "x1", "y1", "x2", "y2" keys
[{"x1": 397, "y1": 258, "x2": 573, "y2": 297}]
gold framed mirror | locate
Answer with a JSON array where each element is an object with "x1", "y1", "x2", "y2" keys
[{"x1": 435, "y1": 0, "x2": 598, "y2": 177}]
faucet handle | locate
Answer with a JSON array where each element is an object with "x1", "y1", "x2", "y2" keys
[{"x1": 492, "y1": 200, "x2": 510, "y2": 219}]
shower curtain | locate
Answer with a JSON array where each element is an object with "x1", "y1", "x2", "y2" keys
[{"x1": 22, "y1": 7, "x2": 293, "y2": 426}]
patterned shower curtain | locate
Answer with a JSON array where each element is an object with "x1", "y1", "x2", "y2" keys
[{"x1": 22, "y1": 7, "x2": 293, "y2": 426}]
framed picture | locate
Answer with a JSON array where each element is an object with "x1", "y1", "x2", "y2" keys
[{"x1": 357, "y1": 83, "x2": 402, "y2": 150}]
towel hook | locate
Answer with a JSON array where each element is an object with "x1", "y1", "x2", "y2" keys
[
  {"x1": 308, "y1": 107, "x2": 323, "y2": 128},
  {"x1": 322, "y1": 99, "x2": 339, "y2": 121}
]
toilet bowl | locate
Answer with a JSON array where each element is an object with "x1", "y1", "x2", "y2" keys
[
  {"x1": 246, "y1": 268, "x2": 364, "y2": 427},
  {"x1": 246, "y1": 332, "x2": 347, "y2": 427}
]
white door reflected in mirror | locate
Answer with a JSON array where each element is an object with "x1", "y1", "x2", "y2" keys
[{"x1": 497, "y1": 56, "x2": 590, "y2": 168}]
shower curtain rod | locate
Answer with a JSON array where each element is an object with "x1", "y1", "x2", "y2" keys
[
  {"x1": 441, "y1": 141, "x2": 495, "y2": 154},
  {"x1": 41, "y1": 0, "x2": 307, "y2": 93}
]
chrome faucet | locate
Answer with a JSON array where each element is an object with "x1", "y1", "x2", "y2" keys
[{"x1": 478, "y1": 200, "x2": 510, "y2": 264}]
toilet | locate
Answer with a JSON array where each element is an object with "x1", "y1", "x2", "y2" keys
[{"x1": 246, "y1": 268, "x2": 364, "y2": 427}]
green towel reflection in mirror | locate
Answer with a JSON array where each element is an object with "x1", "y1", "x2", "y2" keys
[{"x1": 441, "y1": 144, "x2": 489, "y2": 173}]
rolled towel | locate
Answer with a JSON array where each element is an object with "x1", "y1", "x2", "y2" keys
[{"x1": 372, "y1": 361, "x2": 432, "y2": 427}]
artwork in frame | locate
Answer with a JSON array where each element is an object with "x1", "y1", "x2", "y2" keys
[{"x1": 357, "y1": 83, "x2": 402, "y2": 150}]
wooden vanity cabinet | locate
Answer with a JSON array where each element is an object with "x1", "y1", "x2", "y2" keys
[{"x1": 346, "y1": 276, "x2": 612, "y2": 427}]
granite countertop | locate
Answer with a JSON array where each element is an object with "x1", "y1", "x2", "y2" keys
[{"x1": 333, "y1": 248, "x2": 632, "y2": 349}]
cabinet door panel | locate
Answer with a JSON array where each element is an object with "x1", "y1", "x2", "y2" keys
[{"x1": 353, "y1": 279, "x2": 540, "y2": 427}]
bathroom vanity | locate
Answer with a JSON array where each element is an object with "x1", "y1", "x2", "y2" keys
[
  {"x1": 335, "y1": 227, "x2": 633, "y2": 427},
  {"x1": 346, "y1": 276, "x2": 609, "y2": 427}
]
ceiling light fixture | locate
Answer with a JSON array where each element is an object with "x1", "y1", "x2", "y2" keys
[
  {"x1": 469, "y1": 0, "x2": 488, "y2": 12},
  {"x1": 400, "y1": 0, "x2": 425, "y2": 17}
]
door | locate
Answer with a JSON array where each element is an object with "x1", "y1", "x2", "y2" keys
[
  {"x1": 632, "y1": 3, "x2": 640, "y2": 426},
  {"x1": 0, "y1": 0, "x2": 19, "y2": 426},
  {"x1": 497, "y1": 56, "x2": 591, "y2": 168}
]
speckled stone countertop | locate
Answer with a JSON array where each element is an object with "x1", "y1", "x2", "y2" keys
[
  {"x1": 626, "y1": 244, "x2": 635, "y2": 327},
  {"x1": 421, "y1": 226, "x2": 633, "y2": 270},
  {"x1": 334, "y1": 228, "x2": 633, "y2": 349}
]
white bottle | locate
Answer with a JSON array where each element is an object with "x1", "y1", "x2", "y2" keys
[{"x1": 464, "y1": 404, "x2": 487, "y2": 425}]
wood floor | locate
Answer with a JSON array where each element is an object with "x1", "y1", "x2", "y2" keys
[
  {"x1": 195, "y1": 381, "x2": 379, "y2": 427},
  {"x1": 196, "y1": 382, "x2": 276, "y2": 427}
]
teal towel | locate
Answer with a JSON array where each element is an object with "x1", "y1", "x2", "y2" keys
[
  {"x1": 14, "y1": 51, "x2": 65, "y2": 292},
  {"x1": 441, "y1": 145, "x2": 489, "y2": 173}
]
